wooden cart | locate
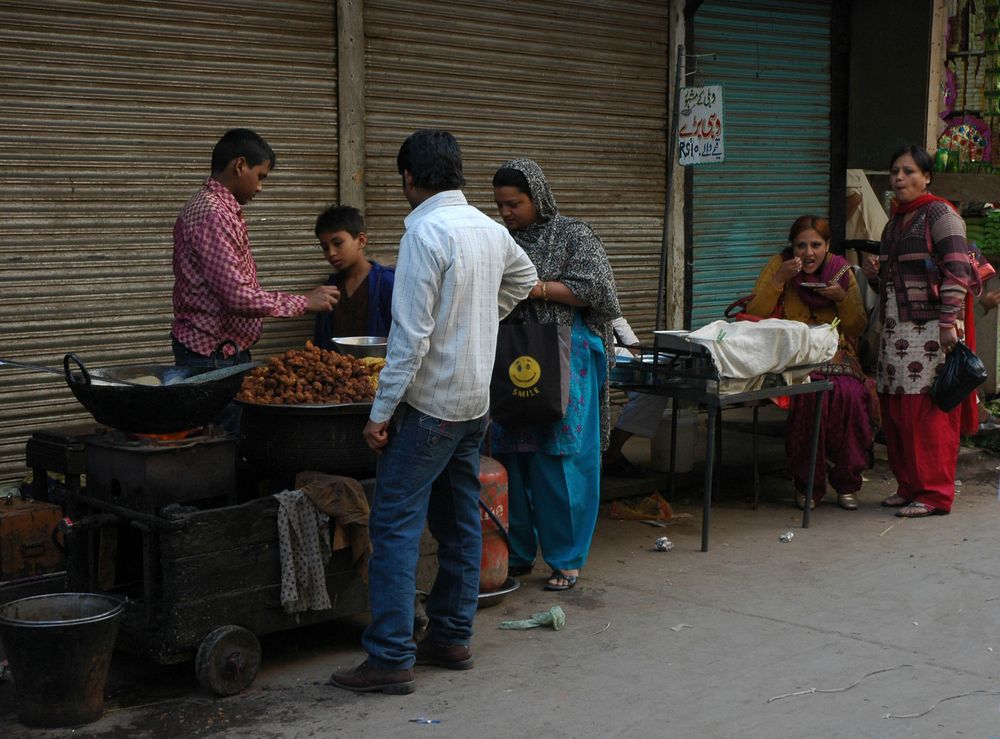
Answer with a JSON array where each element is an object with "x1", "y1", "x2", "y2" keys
[
  {"x1": 22, "y1": 428, "x2": 435, "y2": 696},
  {"x1": 54, "y1": 487, "x2": 440, "y2": 695}
]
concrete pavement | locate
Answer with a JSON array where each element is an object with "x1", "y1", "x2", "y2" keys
[{"x1": 3, "y1": 418, "x2": 1000, "y2": 738}]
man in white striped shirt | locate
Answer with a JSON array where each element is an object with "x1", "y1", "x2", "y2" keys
[{"x1": 330, "y1": 130, "x2": 537, "y2": 695}]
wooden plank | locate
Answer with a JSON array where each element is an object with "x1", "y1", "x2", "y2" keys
[
  {"x1": 927, "y1": 173, "x2": 1000, "y2": 203},
  {"x1": 337, "y1": 0, "x2": 366, "y2": 207},
  {"x1": 118, "y1": 569, "x2": 371, "y2": 661},
  {"x1": 161, "y1": 543, "x2": 358, "y2": 602},
  {"x1": 926, "y1": 0, "x2": 947, "y2": 152},
  {"x1": 162, "y1": 495, "x2": 439, "y2": 561},
  {"x1": 162, "y1": 528, "x2": 435, "y2": 604},
  {"x1": 160, "y1": 480, "x2": 378, "y2": 559},
  {"x1": 120, "y1": 554, "x2": 439, "y2": 664},
  {"x1": 159, "y1": 496, "x2": 280, "y2": 559}
]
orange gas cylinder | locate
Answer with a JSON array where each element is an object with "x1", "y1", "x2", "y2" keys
[{"x1": 478, "y1": 455, "x2": 509, "y2": 593}]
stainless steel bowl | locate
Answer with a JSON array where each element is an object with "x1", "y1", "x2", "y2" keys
[{"x1": 332, "y1": 336, "x2": 388, "y2": 359}]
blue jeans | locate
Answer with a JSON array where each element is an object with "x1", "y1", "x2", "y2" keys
[
  {"x1": 362, "y1": 403, "x2": 488, "y2": 670},
  {"x1": 171, "y1": 335, "x2": 251, "y2": 433},
  {"x1": 171, "y1": 335, "x2": 252, "y2": 367}
]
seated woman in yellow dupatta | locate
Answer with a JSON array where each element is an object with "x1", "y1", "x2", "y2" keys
[{"x1": 747, "y1": 215, "x2": 873, "y2": 511}]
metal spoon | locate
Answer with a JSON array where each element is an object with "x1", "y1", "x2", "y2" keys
[{"x1": 172, "y1": 361, "x2": 261, "y2": 385}]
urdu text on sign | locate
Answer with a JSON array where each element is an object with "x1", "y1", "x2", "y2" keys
[{"x1": 678, "y1": 85, "x2": 724, "y2": 165}]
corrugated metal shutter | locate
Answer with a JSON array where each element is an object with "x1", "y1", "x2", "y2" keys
[
  {"x1": 363, "y1": 0, "x2": 669, "y2": 335},
  {"x1": 0, "y1": 0, "x2": 338, "y2": 483},
  {"x1": 690, "y1": 0, "x2": 831, "y2": 328}
]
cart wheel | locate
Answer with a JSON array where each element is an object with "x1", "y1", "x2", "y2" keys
[{"x1": 195, "y1": 625, "x2": 262, "y2": 696}]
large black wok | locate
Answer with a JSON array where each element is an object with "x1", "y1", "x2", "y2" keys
[{"x1": 62, "y1": 354, "x2": 250, "y2": 434}]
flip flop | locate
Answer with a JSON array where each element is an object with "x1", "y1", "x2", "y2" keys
[
  {"x1": 544, "y1": 569, "x2": 578, "y2": 591},
  {"x1": 509, "y1": 564, "x2": 533, "y2": 577},
  {"x1": 895, "y1": 502, "x2": 947, "y2": 518}
]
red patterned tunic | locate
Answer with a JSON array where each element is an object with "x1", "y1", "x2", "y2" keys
[
  {"x1": 172, "y1": 178, "x2": 307, "y2": 357},
  {"x1": 876, "y1": 201, "x2": 971, "y2": 394}
]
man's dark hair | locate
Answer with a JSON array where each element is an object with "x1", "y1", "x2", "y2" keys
[
  {"x1": 211, "y1": 128, "x2": 276, "y2": 174},
  {"x1": 888, "y1": 144, "x2": 934, "y2": 177},
  {"x1": 315, "y1": 205, "x2": 366, "y2": 238},
  {"x1": 396, "y1": 130, "x2": 465, "y2": 192}
]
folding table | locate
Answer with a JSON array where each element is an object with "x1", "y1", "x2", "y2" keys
[{"x1": 611, "y1": 330, "x2": 833, "y2": 552}]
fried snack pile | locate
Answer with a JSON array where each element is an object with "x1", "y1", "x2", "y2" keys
[
  {"x1": 359, "y1": 356, "x2": 387, "y2": 389},
  {"x1": 237, "y1": 342, "x2": 382, "y2": 405}
]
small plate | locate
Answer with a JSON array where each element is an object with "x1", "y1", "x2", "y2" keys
[{"x1": 477, "y1": 577, "x2": 520, "y2": 609}]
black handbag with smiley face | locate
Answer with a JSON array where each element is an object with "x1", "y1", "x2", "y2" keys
[{"x1": 490, "y1": 320, "x2": 571, "y2": 427}]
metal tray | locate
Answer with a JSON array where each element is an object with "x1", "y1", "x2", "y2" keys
[{"x1": 477, "y1": 577, "x2": 520, "y2": 609}]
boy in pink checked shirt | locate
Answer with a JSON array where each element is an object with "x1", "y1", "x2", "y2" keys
[{"x1": 171, "y1": 128, "x2": 338, "y2": 369}]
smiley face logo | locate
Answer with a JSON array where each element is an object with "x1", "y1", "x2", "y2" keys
[{"x1": 508, "y1": 355, "x2": 541, "y2": 389}]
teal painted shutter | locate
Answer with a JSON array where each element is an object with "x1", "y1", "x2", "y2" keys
[{"x1": 690, "y1": 0, "x2": 831, "y2": 328}]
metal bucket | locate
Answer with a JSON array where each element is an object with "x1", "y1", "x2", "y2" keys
[{"x1": 0, "y1": 593, "x2": 124, "y2": 728}]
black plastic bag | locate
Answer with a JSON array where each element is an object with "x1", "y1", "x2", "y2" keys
[{"x1": 929, "y1": 341, "x2": 987, "y2": 412}]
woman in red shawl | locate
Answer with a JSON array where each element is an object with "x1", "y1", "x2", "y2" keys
[
  {"x1": 747, "y1": 215, "x2": 872, "y2": 510},
  {"x1": 862, "y1": 144, "x2": 977, "y2": 517}
]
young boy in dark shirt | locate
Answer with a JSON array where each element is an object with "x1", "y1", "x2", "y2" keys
[{"x1": 312, "y1": 205, "x2": 395, "y2": 350}]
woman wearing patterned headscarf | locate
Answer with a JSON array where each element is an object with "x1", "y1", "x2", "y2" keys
[{"x1": 491, "y1": 158, "x2": 620, "y2": 591}]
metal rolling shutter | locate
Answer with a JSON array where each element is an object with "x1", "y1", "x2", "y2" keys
[
  {"x1": 690, "y1": 0, "x2": 831, "y2": 328},
  {"x1": 363, "y1": 0, "x2": 669, "y2": 335},
  {"x1": 0, "y1": 0, "x2": 338, "y2": 483}
]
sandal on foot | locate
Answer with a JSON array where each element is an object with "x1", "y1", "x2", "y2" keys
[
  {"x1": 895, "y1": 502, "x2": 946, "y2": 518},
  {"x1": 544, "y1": 569, "x2": 578, "y2": 591},
  {"x1": 881, "y1": 494, "x2": 908, "y2": 507},
  {"x1": 509, "y1": 564, "x2": 533, "y2": 577}
]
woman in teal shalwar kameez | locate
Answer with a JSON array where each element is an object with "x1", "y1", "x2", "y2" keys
[{"x1": 491, "y1": 159, "x2": 620, "y2": 591}]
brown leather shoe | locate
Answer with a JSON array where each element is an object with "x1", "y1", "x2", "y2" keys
[
  {"x1": 415, "y1": 639, "x2": 474, "y2": 670},
  {"x1": 328, "y1": 660, "x2": 415, "y2": 694}
]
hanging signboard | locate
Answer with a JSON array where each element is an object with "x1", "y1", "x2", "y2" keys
[{"x1": 678, "y1": 85, "x2": 724, "y2": 165}]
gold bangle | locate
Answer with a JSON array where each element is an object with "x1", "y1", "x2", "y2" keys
[{"x1": 541, "y1": 281, "x2": 549, "y2": 301}]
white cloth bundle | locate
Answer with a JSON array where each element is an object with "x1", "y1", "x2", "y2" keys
[{"x1": 687, "y1": 319, "x2": 839, "y2": 395}]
